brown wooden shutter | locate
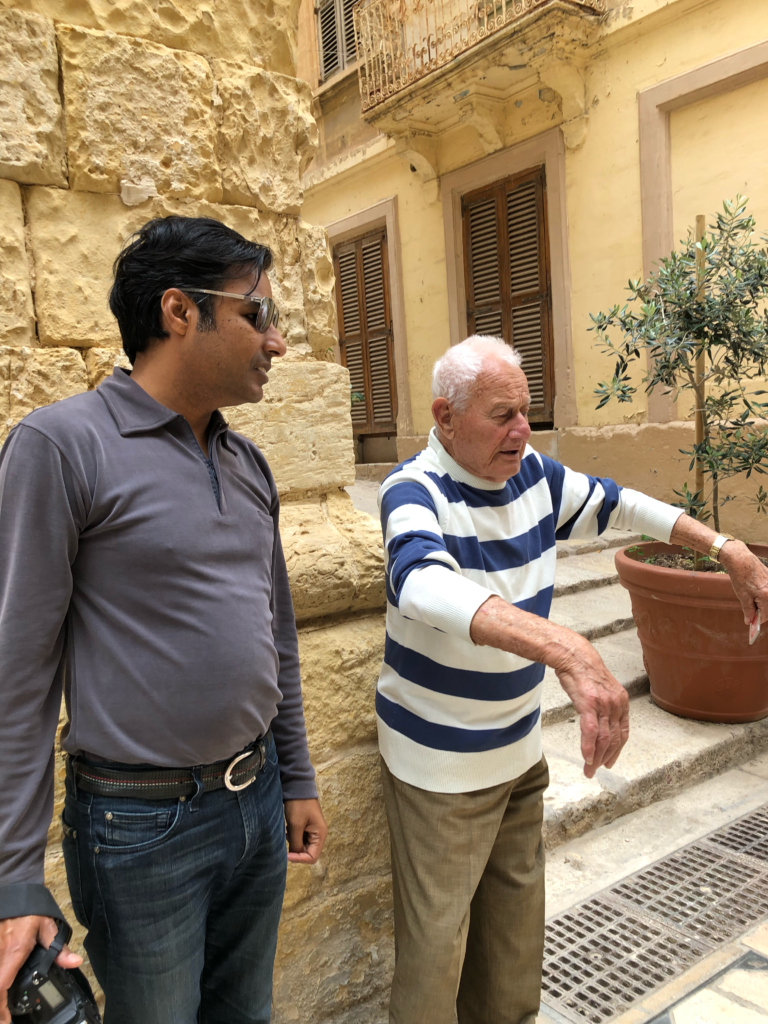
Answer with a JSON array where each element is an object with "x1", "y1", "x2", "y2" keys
[
  {"x1": 462, "y1": 166, "x2": 555, "y2": 425},
  {"x1": 334, "y1": 230, "x2": 397, "y2": 436},
  {"x1": 341, "y1": 0, "x2": 358, "y2": 65},
  {"x1": 317, "y1": 0, "x2": 357, "y2": 82},
  {"x1": 317, "y1": 0, "x2": 340, "y2": 80}
]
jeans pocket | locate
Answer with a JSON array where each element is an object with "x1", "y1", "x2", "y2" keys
[
  {"x1": 61, "y1": 805, "x2": 90, "y2": 929},
  {"x1": 93, "y1": 801, "x2": 183, "y2": 853}
]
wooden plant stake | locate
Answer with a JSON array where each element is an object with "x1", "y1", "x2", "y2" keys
[{"x1": 694, "y1": 214, "x2": 706, "y2": 570}]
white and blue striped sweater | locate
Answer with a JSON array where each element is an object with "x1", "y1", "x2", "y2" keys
[{"x1": 377, "y1": 429, "x2": 682, "y2": 793}]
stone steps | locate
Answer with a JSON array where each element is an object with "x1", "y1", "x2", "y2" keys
[
  {"x1": 542, "y1": 528, "x2": 768, "y2": 857},
  {"x1": 545, "y1": 537, "x2": 648, "y2": 726},
  {"x1": 541, "y1": 628, "x2": 648, "y2": 726},
  {"x1": 544, "y1": 692, "x2": 768, "y2": 851},
  {"x1": 549, "y1": 581, "x2": 635, "y2": 641},
  {"x1": 541, "y1": 692, "x2": 768, "y2": 850},
  {"x1": 555, "y1": 528, "x2": 643, "y2": 559},
  {"x1": 552, "y1": 547, "x2": 621, "y2": 597}
]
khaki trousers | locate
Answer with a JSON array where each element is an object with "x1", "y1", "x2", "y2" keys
[{"x1": 381, "y1": 756, "x2": 549, "y2": 1024}]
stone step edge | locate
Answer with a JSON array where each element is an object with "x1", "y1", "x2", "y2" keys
[
  {"x1": 555, "y1": 613, "x2": 635, "y2": 643},
  {"x1": 556, "y1": 531, "x2": 643, "y2": 559},
  {"x1": 542, "y1": 714, "x2": 768, "y2": 852},
  {"x1": 553, "y1": 572, "x2": 619, "y2": 599}
]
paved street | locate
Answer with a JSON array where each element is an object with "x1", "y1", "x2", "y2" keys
[{"x1": 346, "y1": 478, "x2": 381, "y2": 519}]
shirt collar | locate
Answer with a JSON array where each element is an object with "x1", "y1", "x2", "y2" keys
[
  {"x1": 98, "y1": 367, "x2": 235, "y2": 451},
  {"x1": 428, "y1": 427, "x2": 509, "y2": 491}
]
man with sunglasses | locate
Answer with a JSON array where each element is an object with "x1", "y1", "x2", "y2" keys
[{"x1": 0, "y1": 216, "x2": 327, "y2": 1024}]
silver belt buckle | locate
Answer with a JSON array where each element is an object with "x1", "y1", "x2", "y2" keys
[{"x1": 224, "y1": 744, "x2": 263, "y2": 792}]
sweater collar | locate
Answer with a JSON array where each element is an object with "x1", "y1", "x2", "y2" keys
[{"x1": 428, "y1": 428, "x2": 509, "y2": 491}]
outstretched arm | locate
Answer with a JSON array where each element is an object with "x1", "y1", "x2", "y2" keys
[{"x1": 470, "y1": 597, "x2": 629, "y2": 779}]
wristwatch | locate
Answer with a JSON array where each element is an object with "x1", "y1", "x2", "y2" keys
[{"x1": 709, "y1": 533, "x2": 736, "y2": 563}]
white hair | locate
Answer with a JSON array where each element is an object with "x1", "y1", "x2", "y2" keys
[{"x1": 431, "y1": 335, "x2": 523, "y2": 412}]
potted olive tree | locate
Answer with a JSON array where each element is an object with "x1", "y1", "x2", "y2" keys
[{"x1": 591, "y1": 197, "x2": 768, "y2": 722}]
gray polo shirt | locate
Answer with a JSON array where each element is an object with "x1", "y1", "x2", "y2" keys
[{"x1": 0, "y1": 368, "x2": 316, "y2": 919}]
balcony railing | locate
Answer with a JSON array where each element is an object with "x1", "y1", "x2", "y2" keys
[{"x1": 354, "y1": 0, "x2": 605, "y2": 111}]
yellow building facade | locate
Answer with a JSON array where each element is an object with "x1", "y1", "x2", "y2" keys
[{"x1": 299, "y1": 0, "x2": 768, "y2": 540}]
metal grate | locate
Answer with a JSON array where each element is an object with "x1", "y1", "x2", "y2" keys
[
  {"x1": 542, "y1": 802, "x2": 768, "y2": 1023},
  {"x1": 706, "y1": 807, "x2": 768, "y2": 863}
]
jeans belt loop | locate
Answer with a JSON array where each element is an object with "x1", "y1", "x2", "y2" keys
[
  {"x1": 65, "y1": 754, "x2": 76, "y2": 795},
  {"x1": 188, "y1": 766, "x2": 205, "y2": 813}
]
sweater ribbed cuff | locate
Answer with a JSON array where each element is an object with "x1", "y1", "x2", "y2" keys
[
  {"x1": 616, "y1": 489, "x2": 684, "y2": 543},
  {"x1": 399, "y1": 565, "x2": 494, "y2": 643}
]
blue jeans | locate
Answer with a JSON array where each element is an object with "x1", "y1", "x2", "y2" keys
[{"x1": 61, "y1": 733, "x2": 287, "y2": 1024}]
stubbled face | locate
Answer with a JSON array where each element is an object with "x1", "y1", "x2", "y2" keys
[
  {"x1": 436, "y1": 361, "x2": 532, "y2": 483},
  {"x1": 193, "y1": 269, "x2": 286, "y2": 407}
]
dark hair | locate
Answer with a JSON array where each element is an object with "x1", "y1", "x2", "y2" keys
[{"x1": 109, "y1": 216, "x2": 273, "y2": 363}]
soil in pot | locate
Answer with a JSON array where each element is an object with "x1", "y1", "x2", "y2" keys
[
  {"x1": 634, "y1": 550, "x2": 768, "y2": 573},
  {"x1": 615, "y1": 541, "x2": 768, "y2": 724}
]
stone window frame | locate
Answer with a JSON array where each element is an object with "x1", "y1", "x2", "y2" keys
[
  {"x1": 325, "y1": 196, "x2": 413, "y2": 440},
  {"x1": 639, "y1": 39, "x2": 768, "y2": 423},
  {"x1": 441, "y1": 127, "x2": 577, "y2": 429}
]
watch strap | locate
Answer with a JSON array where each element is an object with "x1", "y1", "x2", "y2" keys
[{"x1": 709, "y1": 533, "x2": 735, "y2": 563}]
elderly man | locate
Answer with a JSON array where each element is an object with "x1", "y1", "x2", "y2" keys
[{"x1": 377, "y1": 335, "x2": 768, "y2": 1024}]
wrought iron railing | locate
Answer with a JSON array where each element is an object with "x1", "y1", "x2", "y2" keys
[{"x1": 354, "y1": 0, "x2": 605, "y2": 111}]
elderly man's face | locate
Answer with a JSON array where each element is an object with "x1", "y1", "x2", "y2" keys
[{"x1": 434, "y1": 360, "x2": 532, "y2": 483}]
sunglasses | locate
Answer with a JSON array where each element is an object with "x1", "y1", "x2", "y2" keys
[{"x1": 184, "y1": 288, "x2": 280, "y2": 334}]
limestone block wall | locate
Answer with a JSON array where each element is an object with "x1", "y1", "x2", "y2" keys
[{"x1": 0, "y1": 3, "x2": 393, "y2": 1021}]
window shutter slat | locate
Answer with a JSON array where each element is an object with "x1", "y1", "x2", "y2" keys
[
  {"x1": 362, "y1": 237, "x2": 387, "y2": 333},
  {"x1": 468, "y1": 198, "x2": 501, "y2": 307},
  {"x1": 318, "y1": 0, "x2": 340, "y2": 80},
  {"x1": 368, "y1": 335, "x2": 393, "y2": 423},
  {"x1": 462, "y1": 167, "x2": 554, "y2": 424},
  {"x1": 511, "y1": 302, "x2": 546, "y2": 407},
  {"x1": 337, "y1": 249, "x2": 361, "y2": 336},
  {"x1": 361, "y1": 236, "x2": 394, "y2": 428},
  {"x1": 506, "y1": 174, "x2": 549, "y2": 417},
  {"x1": 334, "y1": 229, "x2": 397, "y2": 436},
  {"x1": 342, "y1": 0, "x2": 357, "y2": 64},
  {"x1": 345, "y1": 341, "x2": 368, "y2": 424},
  {"x1": 473, "y1": 310, "x2": 504, "y2": 335},
  {"x1": 507, "y1": 180, "x2": 540, "y2": 295}
]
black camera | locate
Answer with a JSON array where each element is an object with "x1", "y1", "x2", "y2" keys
[{"x1": 8, "y1": 920, "x2": 101, "y2": 1024}]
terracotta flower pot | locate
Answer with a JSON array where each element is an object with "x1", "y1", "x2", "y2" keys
[{"x1": 614, "y1": 542, "x2": 768, "y2": 723}]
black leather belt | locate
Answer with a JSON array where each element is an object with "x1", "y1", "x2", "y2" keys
[{"x1": 67, "y1": 734, "x2": 269, "y2": 800}]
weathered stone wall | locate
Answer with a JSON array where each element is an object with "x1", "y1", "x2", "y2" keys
[{"x1": 0, "y1": 3, "x2": 392, "y2": 1020}]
